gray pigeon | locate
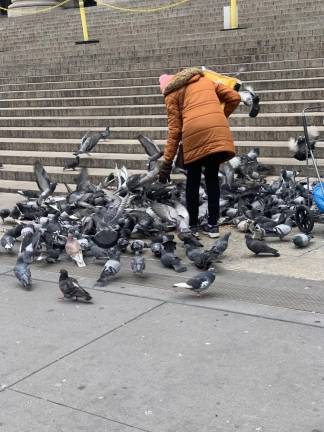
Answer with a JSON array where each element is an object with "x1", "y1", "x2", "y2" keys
[
  {"x1": 130, "y1": 240, "x2": 148, "y2": 254},
  {"x1": 117, "y1": 237, "x2": 129, "y2": 253},
  {"x1": 137, "y1": 134, "x2": 163, "y2": 160},
  {"x1": 173, "y1": 268, "x2": 217, "y2": 296},
  {"x1": 131, "y1": 252, "x2": 146, "y2": 274},
  {"x1": 150, "y1": 242, "x2": 163, "y2": 258},
  {"x1": 59, "y1": 269, "x2": 92, "y2": 301},
  {"x1": 96, "y1": 259, "x2": 121, "y2": 287},
  {"x1": 184, "y1": 244, "x2": 215, "y2": 270},
  {"x1": 14, "y1": 253, "x2": 32, "y2": 290},
  {"x1": 177, "y1": 230, "x2": 203, "y2": 248},
  {"x1": 292, "y1": 233, "x2": 313, "y2": 248},
  {"x1": 74, "y1": 127, "x2": 110, "y2": 156},
  {"x1": 34, "y1": 161, "x2": 57, "y2": 205},
  {"x1": 245, "y1": 234, "x2": 280, "y2": 257},
  {"x1": 0, "y1": 209, "x2": 10, "y2": 222},
  {"x1": 63, "y1": 156, "x2": 80, "y2": 171},
  {"x1": 160, "y1": 250, "x2": 187, "y2": 273},
  {"x1": 1, "y1": 231, "x2": 15, "y2": 251},
  {"x1": 210, "y1": 232, "x2": 231, "y2": 257}
]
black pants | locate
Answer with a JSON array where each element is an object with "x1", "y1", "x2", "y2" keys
[{"x1": 186, "y1": 153, "x2": 220, "y2": 226}]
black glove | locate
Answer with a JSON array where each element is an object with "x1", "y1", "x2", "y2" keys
[{"x1": 159, "y1": 161, "x2": 172, "y2": 184}]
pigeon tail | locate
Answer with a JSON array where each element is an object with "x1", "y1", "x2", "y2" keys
[
  {"x1": 173, "y1": 263, "x2": 187, "y2": 273},
  {"x1": 83, "y1": 292, "x2": 92, "y2": 301},
  {"x1": 308, "y1": 126, "x2": 319, "y2": 141},
  {"x1": 173, "y1": 282, "x2": 191, "y2": 288},
  {"x1": 288, "y1": 137, "x2": 298, "y2": 152},
  {"x1": 71, "y1": 252, "x2": 86, "y2": 267}
]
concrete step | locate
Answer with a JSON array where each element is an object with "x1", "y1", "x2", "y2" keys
[
  {"x1": 1, "y1": 85, "x2": 324, "y2": 101},
  {"x1": 0, "y1": 151, "x2": 149, "y2": 170},
  {"x1": 0, "y1": 140, "x2": 323, "y2": 160},
  {"x1": 2, "y1": 45, "x2": 323, "y2": 72},
  {"x1": 1, "y1": 75, "x2": 324, "y2": 93},
  {"x1": 3, "y1": 31, "x2": 323, "y2": 59},
  {"x1": 1, "y1": 49, "x2": 324, "y2": 77},
  {"x1": 0, "y1": 164, "x2": 181, "y2": 185},
  {"x1": 0, "y1": 113, "x2": 322, "y2": 128},
  {"x1": 0, "y1": 180, "x2": 74, "y2": 195},
  {"x1": 3, "y1": 65, "x2": 324, "y2": 87},
  {"x1": 0, "y1": 158, "x2": 320, "y2": 187},
  {"x1": 0, "y1": 126, "x2": 322, "y2": 141},
  {"x1": 2, "y1": 57, "x2": 324, "y2": 82},
  {"x1": 4, "y1": 100, "x2": 321, "y2": 116}
]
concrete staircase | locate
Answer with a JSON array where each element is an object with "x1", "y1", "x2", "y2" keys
[{"x1": 0, "y1": 0, "x2": 324, "y2": 192}]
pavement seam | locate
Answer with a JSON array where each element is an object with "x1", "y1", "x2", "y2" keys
[
  {"x1": 3, "y1": 271, "x2": 323, "y2": 328},
  {"x1": 7, "y1": 388, "x2": 152, "y2": 432},
  {"x1": 7, "y1": 301, "x2": 166, "y2": 390},
  {"x1": 100, "y1": 290, "x2": 324, "y2": 329}
]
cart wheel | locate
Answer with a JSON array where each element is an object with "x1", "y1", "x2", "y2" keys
[{"x1": 295, "y1": 205, "x2": 314, "y2": 233}]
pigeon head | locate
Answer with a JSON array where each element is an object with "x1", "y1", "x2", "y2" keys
[
  {"x1": 208, "y1": 267, "x2": 218, "y2": 274},
  {"x1": 59, "y1": 269, "x2": 68, "y2": 277},
  {"x1": 101, "y1": 127, "x2": 110, "y2": 139}
]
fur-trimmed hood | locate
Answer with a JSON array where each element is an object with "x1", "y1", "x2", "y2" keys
[{"x1": 163, "y1": 67, "x2": 204, "y2": 96}]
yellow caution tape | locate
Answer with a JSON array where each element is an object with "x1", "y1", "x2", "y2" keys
[
  {"x1": 79, "y1": 0, "x2": 89, "y2": 41},
  {"x1": 0, "y1": 0, "x2": 71, "y2": 15},
  {"x1": 230, "y1": 0, "x2": 238, "y2": 29},
  {"x1": 95, "y1": 0, "x2": 191, "y2": 13}
]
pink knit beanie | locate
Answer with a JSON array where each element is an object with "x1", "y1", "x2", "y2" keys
[{"x1": 159, "y1": 74, "x2": 174, "y2": 93}]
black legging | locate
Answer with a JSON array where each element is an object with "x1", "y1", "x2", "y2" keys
[{"x1": 185, "y1": 153, "x2": 220, "y2": 226}]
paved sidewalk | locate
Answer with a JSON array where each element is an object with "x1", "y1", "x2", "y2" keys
[{"x1": 0, "y1": 192, "x2": 324, "y2": 431}]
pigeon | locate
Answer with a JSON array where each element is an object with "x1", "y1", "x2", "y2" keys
[
  {"x1": 240, "y1": 86, "x2": 260, "y2": 118},
  {"x1": 117, "y1": 237, "x2": 129, "y2": 253},
  {"x1": 74, "y1": 127, "x2": 110, "y2": 156},
  {"x1": 288, "y1": 126, "x2": 319, "y2": 161},
  {"x1": 17, "y1": 190, "x2": 40, "y2": 200},
  {"x1": 63, "y1": 156, "x2": 80, "y2": 171},
  {"x1": 14, "y1": 252, "x2": 32, "y2": 290},
  {"x1": 245, "y1": 234, "x2": 280, "y2": 257},
  {"x1": 130, "y1": 240, "x2": 147, "y2": 254},
  {"x1": 59, "y1": 269, "x2": 92, "y2": 301},
  {"x1": 150, "y1": 242, "x2": 163, "y2": 258},
  {"x1": 38, "y1": 247, "x2": 61, "y2": 263},
  {"x1": 96, "y1": 259, "x2": 121, "y2": 287},
  {"x1": 160, "y1": 249, "x2": 187, "y2": 273},
  {"x1": 65, "y1": 233, "x2": 86, "y2": 267},
  {"x1": 0, "y1": 208, "x2": 10, "y2": 222},
  {"x1": 178, "y1": 230, "x2": 203, "y2": 248},
  {"x1": 131, "y1": 252, "x2": 146, "y2": 274},
  {"x1": 292, "y1": 233, "x2": 313, "y2": 248},
  {"x1": 34, "y1": 161, "x2": 57, "y2": 205},
  {"x1": 173, "y1": 268, "x2": 217, "y2": 296},
  {"x1": 89, "y1": 243, "x2": 110, "y2": 260},
  {"x1": 137, "y1": 134, "x2": 163, "y2": 162},
  {"x1": 184, "y1": 244, "x2": 215, "y2": 270},
  {"x1": 210, "y1": 232, "x2": 231, "y2": 257},
  {"x1": 1, "y1": 231, "x2": 15, "y2": 251},
  {"x1": 273, "y1": 223, "x2": 292, "y2": 240},
  {"x1": 93, "y1": 228, "x2": 119, "y2": 249}
]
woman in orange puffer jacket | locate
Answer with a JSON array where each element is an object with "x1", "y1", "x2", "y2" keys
[{"x1": 159, "y1": 67, "x2": 241, "y2": 238}]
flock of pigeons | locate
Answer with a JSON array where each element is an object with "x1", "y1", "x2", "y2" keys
[{"x1": 0, "y1": 126, "x2": 320, "y2": 299}]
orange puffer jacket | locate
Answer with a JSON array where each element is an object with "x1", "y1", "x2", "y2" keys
[{"x1": 163, "y1": 67, "x2": 241, "y2": 165}]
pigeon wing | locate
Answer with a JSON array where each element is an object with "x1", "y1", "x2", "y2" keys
[
  {"x1": 137, "y1": 134, "x2": 161, "y2": 158},
  {"x1": 80, "y1": 131, "x2": 91, "y2": 146},
  {"x1": 76, "y1": 167, "x2": 89, "y2": 192},
  {"x1": 34, "y1": 161, "x2": 51, "y2": 192}
]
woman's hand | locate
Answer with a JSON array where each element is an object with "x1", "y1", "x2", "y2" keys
[{"x1": 159, "y1": 161, "x2": 173, "y2": 183}]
